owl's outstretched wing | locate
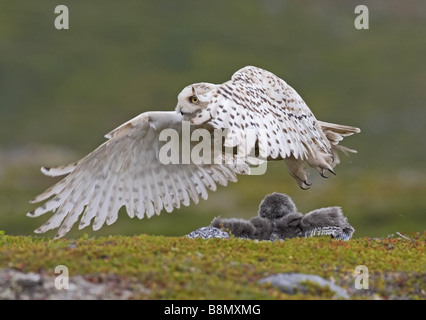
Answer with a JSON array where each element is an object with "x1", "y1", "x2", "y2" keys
[
  {"x1": 190, "y1": 66, "x2": 360, "y2": 188},
  {"x1": 28, "y1": 111, "x2": 248, "y2": 238}
]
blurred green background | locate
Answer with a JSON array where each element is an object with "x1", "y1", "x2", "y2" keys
[{"x1": 0, "y1": 0, "x2": 425, "y2": 239}]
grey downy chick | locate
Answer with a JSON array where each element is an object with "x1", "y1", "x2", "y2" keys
[
  {"x1": 300, "y1": 207, "x2": 355, "y2": 240},
  {"x1": 257, "y1": 193, "x2": 299, "y2": 240},
  {"x1": 258, "y1": 193, "x2": 297, "y2": 221},
  {"x1": 272, "y1": 212, "x2": 304, "y2": 240},
  {"x1": 211, "y1": 217, "x2": 256, "y2": 239},
  {"x1": 249, "y1": 216, "x2": 273, "y2": 240}
]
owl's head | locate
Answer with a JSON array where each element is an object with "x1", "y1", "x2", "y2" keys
[{"x1": 176, "y1": 82, "x2": 217, "y2": 118}]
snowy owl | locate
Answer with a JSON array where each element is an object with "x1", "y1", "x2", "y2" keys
[{"x1": 28, "y1": 66, "x2": 360, "y2": 238}]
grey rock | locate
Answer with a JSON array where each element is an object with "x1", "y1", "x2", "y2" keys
[
  {"x1": 15, "y1": 272, "x2": 42, "y2": 287},
  {"x1": 259, "y1": 273, "x2": 349, "y2": 299},
  {"x1": 186, "y1": 226, "x2": 230, "y2": 239},
  {"x1": 0, "y1": 268, "x2": 149, "y2": 300}
]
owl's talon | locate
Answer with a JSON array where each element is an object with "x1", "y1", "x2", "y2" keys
[{"x1": 300, "y1": 183, "x2": 311, "y2": 190}]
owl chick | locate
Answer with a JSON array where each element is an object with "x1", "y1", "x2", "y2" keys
[
  {"x1": 257, "y1": 193, "x2": 355, "y2": 240},
  {"x1": 258, "y1": 193, "x2": 297, "y2": 221},
  {"x1": 211, "y1": 217, "x2": 256, "y2": 239},
  {"x1": 249, "y1": 216, "x2": 273, "y2": 240},
  {"x1": 300, "y1": 207, "x2": 355, "y2": 240},
  {"x1": 273, "y1": 212, "x2": 304, "y2": 240}
]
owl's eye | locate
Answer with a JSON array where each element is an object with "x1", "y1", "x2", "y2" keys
[{"x1": 190, "y1": 96, "x2": 199, "y2": 103}]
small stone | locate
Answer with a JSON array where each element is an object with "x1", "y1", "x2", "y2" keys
[
  {"x1": 259, "y1": 273, "x2": 349, "y2": 299},
  {"x1": 186, "y1": 226, "x2": 230, "y2": 239}
]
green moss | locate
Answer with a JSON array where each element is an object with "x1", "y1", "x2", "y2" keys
[{"x1": 0, "y1": 231, "x2": 424, "y2": 299}]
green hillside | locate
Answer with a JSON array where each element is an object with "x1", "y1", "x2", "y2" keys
[{"x1": 1, "y1": 232, "x2": 424, "y2": 299}]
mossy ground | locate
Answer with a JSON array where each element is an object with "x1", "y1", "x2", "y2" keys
[{"x1": 0, "y1": 231, "x2": 424, "y2": 299}]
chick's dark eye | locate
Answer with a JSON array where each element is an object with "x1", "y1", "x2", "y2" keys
[{"x1": 190, "y1": 96, "x2": 198, "y2": 103}]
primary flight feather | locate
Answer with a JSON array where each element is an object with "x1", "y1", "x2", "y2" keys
[{"x1": 28, "y1": 66, "x2": 360, "y2": 238}]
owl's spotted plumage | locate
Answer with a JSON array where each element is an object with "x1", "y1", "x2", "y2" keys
[
  {"x1": 178, "y1": 66, "x2": 360, "y2": 189},
  {"x1": 28, "y1": 66, "x2": 360, "y2": 238}
]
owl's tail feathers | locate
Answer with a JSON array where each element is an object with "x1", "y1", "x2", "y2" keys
[
  {"x1": 317, "y1": 120, "x2": 361, "y2": 167},
  {"x1": 317, "y1": 121, "x2": 361, "y2": 139}
]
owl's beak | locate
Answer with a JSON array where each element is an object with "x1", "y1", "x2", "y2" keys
[
  {"x1": 175, "y1": 104, "x2": 183, "y2": 115},
  {"x1": 177, "y1": 104, "x2": 190, "y2": 116},
  {"x1": 177, "y1": 107, "x2": 188, "y2": 117}
]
